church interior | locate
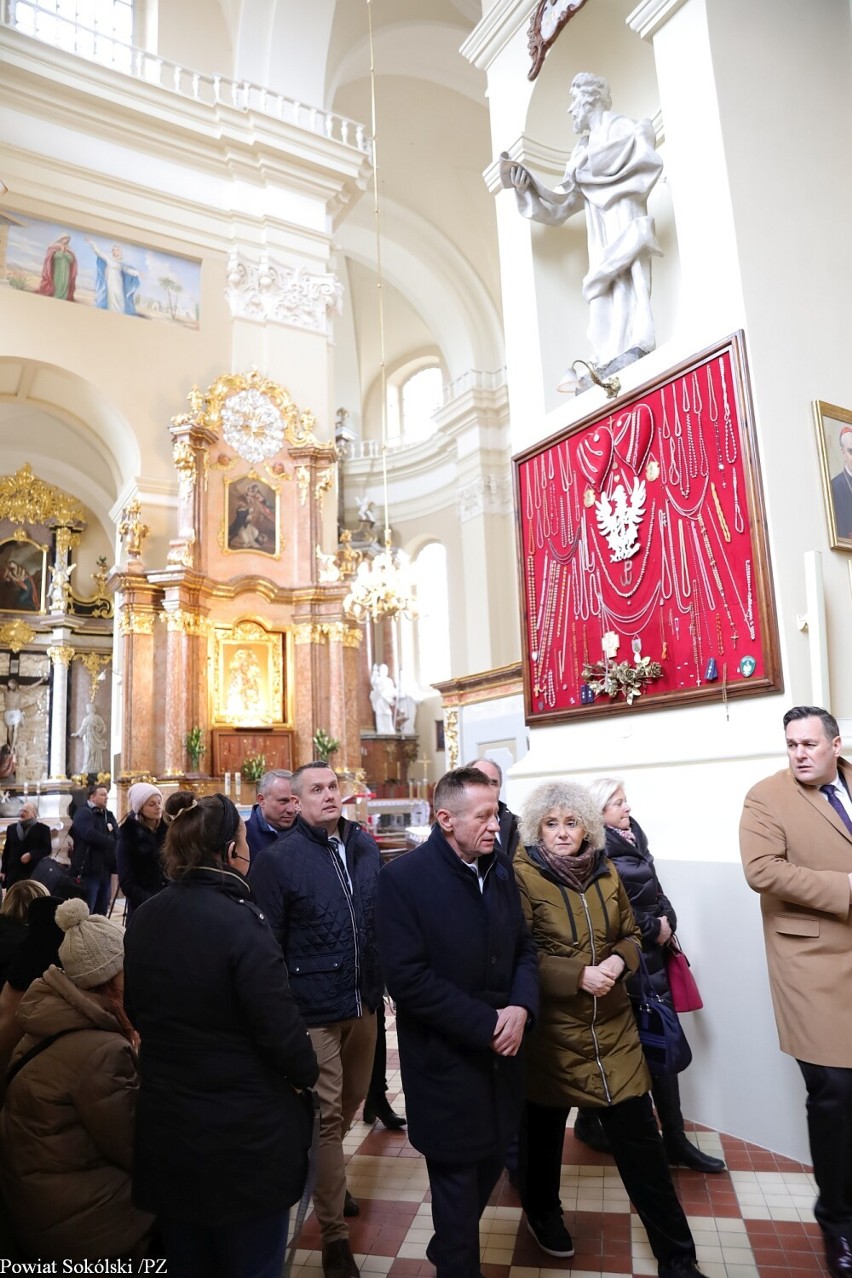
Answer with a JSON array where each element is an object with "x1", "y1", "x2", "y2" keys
[{"x1": 1, "y1": 0, "x2": 851, "y2": 1273}]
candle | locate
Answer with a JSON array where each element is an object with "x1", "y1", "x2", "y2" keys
[{"x1": 224, "y1": 771, "x2": 231, "y2": 798}]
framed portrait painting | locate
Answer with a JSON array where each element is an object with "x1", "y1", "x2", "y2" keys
[
  {"x1": 813, "y1": 401, "x2": 852, "y2": 551},
  {"x1": 224, "y1": 474, "x2": 280, "y2": 557},
  {"x1": 0, "y1": 538, "x2": 47, "y2": 614}
]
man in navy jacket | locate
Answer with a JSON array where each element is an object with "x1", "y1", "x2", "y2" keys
[
  {"x1": 251, "y1": 762, "x2": 382, "y2": 1278},
  {"x1": 69, "y1": 781, "x2": 117, "y2": 915},
  {"x1": 376, "y1": 766, "x2": 538, "y2": 1278}
]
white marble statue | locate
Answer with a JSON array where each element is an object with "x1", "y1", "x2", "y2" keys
[
  {"x1": 394, "y1": 669, "x2": 424, "y2": 735},
  {"x1": 0, "y1": 676, "x2": 47, "y2": 752},
  {"x1": 71, "y1": 702, "x2": 108, "y2": 775},
  {"x1": 370, "y1": 662, "x2": 396, "y2": 734},
  {"x1": 501, "y1": 72, "x2": 664, "y2": 369}
]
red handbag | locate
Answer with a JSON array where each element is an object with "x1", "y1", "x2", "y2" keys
[{"x1": 664, "y1": 936, "x2": 703, "y2": 1012}]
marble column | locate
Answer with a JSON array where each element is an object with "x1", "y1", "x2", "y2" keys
[
  {"x1": 158, "y1": 583, "x2": 210, "y2": 778},
  {"x1": 109, "y1": 572, "x2": 161, "y2": 779},
  {"x1": 46, "y1": 633, "x2": 75, "y2": 780}
]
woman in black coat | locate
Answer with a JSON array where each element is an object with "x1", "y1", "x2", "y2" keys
[
  {"x1": 124, "y1": 794, "x2": 319, "y2": 1278},
  {"x1": 115, "y1": 783, "x2": 167, "y2": 921},
  {"x1": 1, "y1": 802, "x2": 52, "y2": 889},
  {"x1": 573, "y1": 779, "x2": 725, "y2": 1174}
]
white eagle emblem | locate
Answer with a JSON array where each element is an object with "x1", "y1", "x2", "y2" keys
[{"x1": 595, "y1": 479, "x2": 646, "y2": 562}]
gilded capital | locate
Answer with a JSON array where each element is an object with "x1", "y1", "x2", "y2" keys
[
  {"x1": 162, "y1": 609, "x2": 210, "y2": 636},
  {"x1": 47, "y1": 643, "x2": 76, "y2": 667},
  {"x1": 119, "y1": 609, "x2": 156, "y2": 636}
]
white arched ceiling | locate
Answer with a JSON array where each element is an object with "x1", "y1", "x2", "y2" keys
[
  {"x1": 0, "y1": 359, "x2": 140, "y2": 540},
  {"x1": 328, "y1": 22, "x2": 484, "y2": 108},
  {"x1": 233, "y1": 0, "x2": 335, "y2": 105},
  {"x1": 340, "y1": 196, "x2": 504, "y2": 378}
]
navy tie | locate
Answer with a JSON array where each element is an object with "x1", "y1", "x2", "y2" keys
[{"x1": 820, "y1": 784, "x2": 852, "y2": 835}]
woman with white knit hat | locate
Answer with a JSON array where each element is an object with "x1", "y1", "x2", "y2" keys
[
  {"x1": 116, "y1": 781, "x2": 167, "y2": 921},
  {"x1": 0, "y1": 898, "x2": 154, "y2": 1261}
]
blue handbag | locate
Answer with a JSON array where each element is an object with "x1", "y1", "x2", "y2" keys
[{"x1": 631, "y1": 951, "x2": 693, "y2": 1076}]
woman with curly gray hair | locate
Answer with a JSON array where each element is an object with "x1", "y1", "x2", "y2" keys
[{"x1": 514, "y1": 780, "x2": 706, "y2": 1278}]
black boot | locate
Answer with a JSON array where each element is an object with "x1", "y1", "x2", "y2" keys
[
  {"x1": 664, "y1": 1131, "x2": 726, "y2": 1174},
  {"x1": 653, "y1": 1074, "x2": 726, "y2": 1173},
  {"x1": 363, "y1": 1094, "x2": 407, "y2": 1130},
  {"x1": 572, "y1": 1108, "x2": 612, "y2": 1153}
]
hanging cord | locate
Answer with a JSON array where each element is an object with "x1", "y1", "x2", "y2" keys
[{"x1": 366, "y1": 0, "x2": 393, "y2": 555}]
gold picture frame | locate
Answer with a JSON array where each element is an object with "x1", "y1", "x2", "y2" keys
[
  {"x1": 813, "y1": 400, "x2": 852, "y2": 551},
  {"x1": 212, "y1": 620, "x2": 285, "y2": 726},
  {"x1": 223, "y1": 472, "x2": 281, "y2": 558},
  {"x1": 0, "y1": 537, "x2": 48, "y2": 614}
]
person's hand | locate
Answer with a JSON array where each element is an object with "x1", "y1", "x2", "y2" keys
[
  {"x1": 656, "y1": 916, "x2": 673, "y2": 945},
  {"x1": 20, "y1": 853, "x2": 30, "y2": 864},
  {"x1": 509, "y1": 163, "x2": 533, "y2": 192},
  {"x1": 599, "y1": 954, "x2": 625, "y2": 980},
  {"x1": 579, "y1": 965, "x2": 617, "y2": 996},
  {"x1": 491, "y1": 1005, "x2": 527, "y2": 1057}
]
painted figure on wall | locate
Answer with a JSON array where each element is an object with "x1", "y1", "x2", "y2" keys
[
  {"x1": 830, "y1": 425, "x2": 852, "y2": 539},
  {"x1": 36, "y1": 233, "x2": 78, "y2": 301},
  {"x1": 0, "y1": 543, "x2": 44, "y2": 613},
  {"x1": 226, "y1": 477, "x2": 277, "y2": 555},
  {"x1": 226, "y1": 647, "x2": 265, "y2": 723},
  {"x1": 87, "y1": 238, "x2": 141, "y2": 315},
  {"x1": 71, "y1": 702, "x2": 109, "y2": 775},
  {"x1": 502, "y1": 72, "x2": 664, "y2": 370}
]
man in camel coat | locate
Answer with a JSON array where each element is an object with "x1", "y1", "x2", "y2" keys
[{"x1": 740, "y1": 705, "x2": 852, "y2": 1278}]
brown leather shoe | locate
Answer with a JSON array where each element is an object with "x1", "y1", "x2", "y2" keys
[{"x1": 322, "y1": 1239, "x2": 360, "y2": 1278}]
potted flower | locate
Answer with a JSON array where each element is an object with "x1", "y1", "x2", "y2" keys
[
  {"x1": 184, "y1": 727, "x2": 206, "y2": 773},
  {"x1": 312, "y1": 729, "x2": 340, "y2": 765},
  {"x1": 240, "y1": 752, "x2": 267, "y2": 804}
]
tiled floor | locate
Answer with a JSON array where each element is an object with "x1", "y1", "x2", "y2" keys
[{"x1": 290, "y1": 1018, "x2": 830, "y2": 1278}]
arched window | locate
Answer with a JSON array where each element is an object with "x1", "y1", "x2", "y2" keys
[
  {"x1": 412, "y1": 541, "x2": 451, "y2": 687},
  {"x1": 386, "y1": 364, "x2": 443, "y2": 445}
]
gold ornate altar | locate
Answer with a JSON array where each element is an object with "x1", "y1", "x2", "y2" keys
[{"x1": 111, "y1": 370, "x2": 364, "y2": 794}]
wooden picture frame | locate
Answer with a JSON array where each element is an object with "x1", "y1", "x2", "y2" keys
[
  {"x1": 513, "y1": 332, "x2": 782, "y2": 723},
  {"x1": 0, "y1": 537, "x2": 47, "y2": 614},
  {"x1": 813, "y1": 400, "x2": 852, "y2": 551}
]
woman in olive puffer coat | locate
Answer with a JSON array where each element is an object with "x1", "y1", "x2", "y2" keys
[{"x1": 514, "y1": 780, "x2": 707, "y2": 1278}]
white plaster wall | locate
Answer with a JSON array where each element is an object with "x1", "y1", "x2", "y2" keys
[{"x1": 473, "y1": 0, "x2": 852, "y2": 1158}]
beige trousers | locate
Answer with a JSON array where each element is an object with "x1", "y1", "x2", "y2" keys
[{"x1": 308, "y1": 1011, "x2": 377, "y2": 1244}]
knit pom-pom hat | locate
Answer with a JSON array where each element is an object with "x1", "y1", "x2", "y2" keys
[{"x1": 55, "y1": 898, "x2": 124, "y2": 990}]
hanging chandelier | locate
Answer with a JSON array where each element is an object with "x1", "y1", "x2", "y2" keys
[
  {"x1": 344, "y1": 531, "x2": 416, "y2": 622},
  {"x1": 344, "y1": 0, "x2": 416, "y2": 623}
]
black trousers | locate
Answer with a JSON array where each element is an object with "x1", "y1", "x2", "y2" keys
[
  {"x1": 520, "y1": 1096, "x2": 695, "y2": 1267},
  {"x1": 366, "y1": 998, "x2": 388, "y2": 1104},
  {"x1": 425, "y1": 1152, "x2": 504, "y2": 1278},
  {"x1": 579, "y1": 1072, "x2": 686, "y2": 1141},
  {"x1": 798, "y1": 1059, "x2": 852, "y2": 1238}
]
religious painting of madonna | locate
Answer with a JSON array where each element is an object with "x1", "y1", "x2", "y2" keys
[
  {"x1": 224, "y1": 475, "x2": 280, "y2": 557},
  {"x1": 0, "y1": 539, "x2": 47, "y2": 614},
  {"x1": 513, "y1": 331, "x2": 782, "y2": 723}
]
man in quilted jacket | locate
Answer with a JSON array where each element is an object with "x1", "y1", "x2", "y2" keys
[{"x1": 251, "y1": 762, "x2": 382, "y2": 1278}]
